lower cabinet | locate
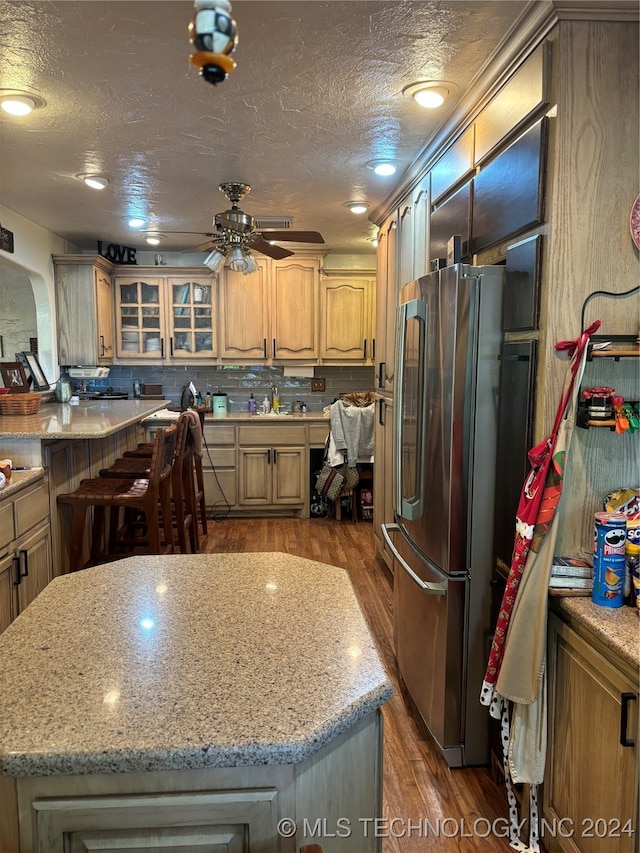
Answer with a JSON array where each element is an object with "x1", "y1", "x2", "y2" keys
[
  {"x1": 238, "y1": 425, "x2": 306, "y2": 510},
  {"x1": 6, "y1": 711, "x2": 382, "y2": 853},
  {"x1": 202, "y1": 424, "x2": 238, "y2": 510},
  {"x1": 545, "y1": 613, "x2": 638, "y2": 853},
  {"x1": 0, "y1": 475, "x2": 52, "y2": 632}
]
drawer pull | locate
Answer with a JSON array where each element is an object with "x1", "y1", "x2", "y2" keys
[
  {"x1": 620, "y1": 693, "x2": 636, "y2": 747},
  {"x1": 19, "y1": 548, "x2": 29, "y2": 578},
  {"x1": 13, "y1": 555, "x2": 21, "y2": 586}
]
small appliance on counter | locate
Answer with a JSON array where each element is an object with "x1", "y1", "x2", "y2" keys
[{"x1": 212, "y1": 391, "x2": 228, "y2": 416}]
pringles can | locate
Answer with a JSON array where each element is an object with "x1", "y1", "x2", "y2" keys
[{"x1": 592, "y1": 512, "x2": 627, "y2": 607}]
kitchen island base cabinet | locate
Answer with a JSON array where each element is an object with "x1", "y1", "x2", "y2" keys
[
  {"x1": 545, "y1": 614, "x2": 638, "y2": 853},
  {"x1": 9, "y1": 711, "x2": 382, "y2": 853},
  {"x1": 238, "y1": 425, "x2": 306, "y2": 514}
]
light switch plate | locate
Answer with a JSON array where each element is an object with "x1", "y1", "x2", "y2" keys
[{"x1": 311, "y1": 378, "x2": 326, "y2": 392}]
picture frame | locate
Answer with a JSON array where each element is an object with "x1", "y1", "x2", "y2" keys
[
  {"x1": 20, "y1": 351, "x2": 50, "y2": 391},
  {"x1": 0, "y1": 362, "x2": 30, "y2": 393}
]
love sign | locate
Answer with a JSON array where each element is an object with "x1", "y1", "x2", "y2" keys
[{"x1": 97, "y1": 241, "x2": 137, "y2": 264}]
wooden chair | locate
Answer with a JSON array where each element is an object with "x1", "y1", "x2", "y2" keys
[
  {"x1": 99, "y1": 415, "x2": 196, "y2": 553},
  {"x1": 57, "y1": 426, "x2": 176, "y2": 572},
  {"x1": 124, "y1": 412, "x2": 208, "y2": 537}
]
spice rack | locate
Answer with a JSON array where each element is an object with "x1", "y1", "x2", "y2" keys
[{"x1": 578, "y1": 338, "x2": 639, "y2": 430}]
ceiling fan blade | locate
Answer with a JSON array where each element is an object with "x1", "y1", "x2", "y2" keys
[
  {"x1": 259, "y1": 230, "x2": 324, "y2": 243},
  {"x1": 251, "y1": 239, "x2": 295, "y2": 260},
  {"x1": 181, "y1": 238, "x2": 220, "y2": 253}
]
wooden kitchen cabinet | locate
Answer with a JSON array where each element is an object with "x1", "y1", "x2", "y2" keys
[
  {"x1": 201, "y1": 423, "x2": 238, "y2": 510},
  {"x1": 0, "y1": 475, "x2": 52, "y2": 632},
  {"x1": 238, "y1": 425, "x2": 306, "y2": 510},
  {"x1": 545, "y1": 613, "x2": 638, "y2": 853},
  {"x1": 375, "y1": 212, "x2": 399, "y2": 394},
  {"x1": 54, "y1": 255, "x2": 115, "y2": 366},
  {"x1": 113, "y1": 268, "x2": 217, "y2": 361},
  {"x1": 320, "y1": 271, "x2": 375, "y2": 362},
  {"x1": 220, "y1": 253, "x2": 322, "y2": 362}
]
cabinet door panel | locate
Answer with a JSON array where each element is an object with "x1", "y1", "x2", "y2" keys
[
  {"x1": 320, "y1": 277, "x2": 373, "y2": 361},
  {"x1": 471, "y1": 118, "x2": 547, "y2": 255},
  {"x1": 115, "y1": 277, "x2": 165, "y2": 359},
  {"x1": 0, "y1": 552, "x2": 16, "y2": 633},
  {"x1": 273, "y1": 448, "x2": 305, "y2": 504},
  {"x1": 0, "y1": 503, "x2": 13, "y2": 552},
  {"x1": 202, "y1": 469, "x2": 237, "y2": 509},
  {"x1": 15, "y1": 523, "x2": 52, "y2": 615},
  {"x1": 429, "y1": 182, "x2": 471, "y2": 263},
  {"x1": 168, "y1": 277, "x2": 216, "y2": 358},
  {"x1": 95, "y1": 268, "x2": 114, "y2": 363},
  {"x1": 220, "y1": 263, "x2": 269, "y2": 359},
  {"x1": 272, "y1": 259, "x2": 319, "y2": 359},
  {"x1": 546, "y1": 618, "x2": 638, "y2": 853},
  {"x1": 14, "y1": 481, "x2": 49, "y2": 538},
  {"x1": 239, "y1": 449, "x2": 271, "y2": 505}
]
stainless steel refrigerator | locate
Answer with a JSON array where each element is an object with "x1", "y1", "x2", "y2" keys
[{"x1": 382, "y1": 263, "x2": 504, "y2": 767}]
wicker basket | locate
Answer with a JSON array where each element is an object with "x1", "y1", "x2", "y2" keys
[{"x1": 0, "y1": 392, "x2": 42, "y2": 416}]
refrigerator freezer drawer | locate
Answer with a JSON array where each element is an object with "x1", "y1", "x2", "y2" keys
[{"x1": 385, "y1": 523, "x2": 466, "y2": 767}]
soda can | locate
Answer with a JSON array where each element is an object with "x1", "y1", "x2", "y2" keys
[{"x1": 592, "y1": 511, "x2": 627, "y2": 608}]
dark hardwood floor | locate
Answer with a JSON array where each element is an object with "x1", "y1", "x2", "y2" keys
[{"x1": 201, "y1": 516, "x2": 513, "y2": 852}]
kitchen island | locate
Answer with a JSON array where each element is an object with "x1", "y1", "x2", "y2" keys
[
  {"x1": 0, "y1": 552, "x2": 392, "y2": 853},
  {"x1": 0, "y1": 399, "x2": 168, "y2": 577}
]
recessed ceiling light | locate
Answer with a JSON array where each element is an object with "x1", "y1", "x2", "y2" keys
[
  {"x1": 367, "y1": 160, "x2": 397, "y2": 177},
  {"x1": 77, "y1": 173, "x2": 109, "y2": 190},
  {"x1": 145, "y1": 234, "x2": 164, "y2": 246},
  {"x1": 345, "y1": 201, "x2": 369, "y2": 215},
  {"x1": 0, "y1": 91, "x2": 46, "y2": 116},
  {"x1": 128, "y1": 218, "x2": 146, "y2": 229},
  {"x1": 402, "y1": 81, "x2": 458, "y2": 109}
]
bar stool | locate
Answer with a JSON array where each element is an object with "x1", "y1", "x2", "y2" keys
[
  {"x1": 124, "y1": 411, "x2": 207, "y2": 537},
  {"x1": 57, "y1": 426, "x2": 176, "y2": 572},
  {"x1": 100, "y1": 414, "x2": 196, "y2": 553}
]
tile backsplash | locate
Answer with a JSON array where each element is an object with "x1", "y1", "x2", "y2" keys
[{"x1": 86, "y1": 365, "x2": 375, "y2": 412}]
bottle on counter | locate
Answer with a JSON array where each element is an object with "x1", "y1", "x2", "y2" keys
[
  {"x1": 271, "y1": 384, "x2": 280, "y2": 413},
  {"x1": 205, "y1": 389, "x2": 213, "y2": 412},
  {"x1": 248, "y1": 392, "x2": 256, "y2": 413},
  {"x1": 262, "y1": 396, "x2": 270, "y2": 414}
]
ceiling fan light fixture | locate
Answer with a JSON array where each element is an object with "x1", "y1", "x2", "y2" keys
[
  {"x1": 204, "y1": 247, "x2": 226, "y2": 272},
  {"x1": 242, "y1": 252, "x2": 258, "y2": 275},
  {"x1": 367, "y1": 159, "x2": 397, "y2": 177},
  {"x1": 77, "y1": 173, "x2": 109, "y2": 190},
  {"x1": 402, "y1": 81, "x2": 457, "y2": 109},
  {"x1": 0, "y1": 91, "x2": 45, "y2": 116},
  {"x1": 227, "y1": 244, "x2": 249, "y2": 272},
  {"x1": 346, "y1": 201, "x2": 369, "y2": 215},
  {"x1": 145, "y1": 234, "x2": 164, "y2": 246},
  {"x1": 128, "y1": 218, "x2": 146, "y2": 229}
]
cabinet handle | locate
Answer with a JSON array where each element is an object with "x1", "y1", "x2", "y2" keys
[
  {"x1": 378, "y1": 398, "x2": 385, "y2": 426},
  {"x1": 372, "y1": 338, "x2": 376, "y2": 359},
  {"x1": 13, "y1": 555, "x2": 20, "y2": 586},
  {"x1": 19, "y1": 548, "x2": 29, "y2": 578},
  {"x1": 620, "y1": 693, "x2": 636, "y2": 747},
  {"x1": 273, "y1": 338, "x2": 276, "y2": 358},
  {"x1": 263, "y1": 338, "x2": 267, "y2": 358},
  {"x1": 363, "y1": 339, "x2": 367, "y2": 359},
  {"x1": 161, "y1": 338, "x2": 164, "y2": 358},
  {"x1": 267, "y1": 449, "x2": 271, "y2": 465},
  {"x1": 100, "y1": 335, "x2": 105, "y2": 357},
  {"x1": 378, "y1": 361, "x2": 385, "y2": 389},
  {"x1": 170, "y1": 338, "x2": 174, "y2": 356},
  {"x1": 273, "y1": 449, "x2": 277, "y2": 464}
]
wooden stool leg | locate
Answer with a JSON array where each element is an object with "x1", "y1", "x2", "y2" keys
[{"x1": 68, "y1": 505, "x2": 88, "y2": 572}]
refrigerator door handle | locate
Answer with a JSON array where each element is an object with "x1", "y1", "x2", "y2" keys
[
  {"x1": 394, "y1": 298, "x2": 428, "y2": 520},
  {"x1": 382, "y1": 523, "x2": 446, "y2": 595}
]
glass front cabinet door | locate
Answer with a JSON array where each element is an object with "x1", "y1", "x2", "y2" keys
[{"x1": 114, "y1": 271, "x2": 217, "y2": 361}]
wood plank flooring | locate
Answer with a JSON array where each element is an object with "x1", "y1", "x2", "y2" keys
[{"x1": 201, "y1": 517, "x2": 513, "y2": 852}]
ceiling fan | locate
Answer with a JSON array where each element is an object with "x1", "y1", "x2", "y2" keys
[{"x1": 164, "y1": 182, "x2": 324, "y2": 266}]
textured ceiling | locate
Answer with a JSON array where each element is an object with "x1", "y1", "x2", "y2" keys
[{"x1": 0, "y1": 1, "x2": 528, "y2": 258}]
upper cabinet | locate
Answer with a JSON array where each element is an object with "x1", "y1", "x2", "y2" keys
[
  {"x1": 375, "y1": 212, "x2": 398, "y2": 393},
  {"x1": 54, "y1": 255, "x2": 115, "y2": 366},
  {"x1": 319, "y1": 272, "x2": 375, "y2": 362},
  {"x1": 220, "y1": 253, "x2": 323, "y2": 362},
  {"x1": 113, "y1": 269, "x2": 217, "y2": 361}
]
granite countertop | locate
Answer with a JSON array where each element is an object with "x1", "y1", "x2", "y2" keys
[
  {"x1": 0, "y1": 468, "x2": 46, "y2": 502},
  {"x1": 553, "y1": 596, "x2": 639, "y2": 674},
  {"x1": 0, "y1": 399, "x2": 167, "y2": 439},
  {"x1": 0, "y1": 553, "x2": 392, "y2": 778}
]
